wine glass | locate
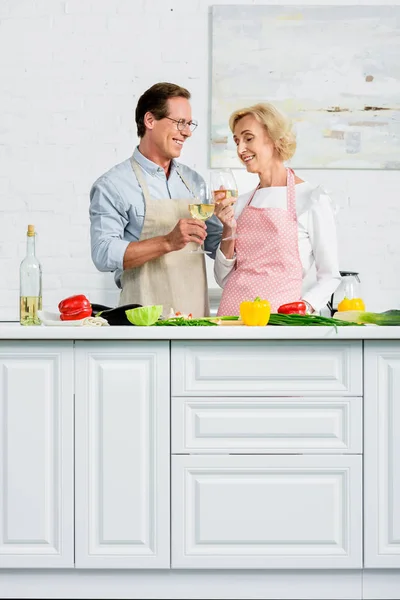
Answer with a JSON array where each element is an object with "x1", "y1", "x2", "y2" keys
[
  {"x1": 210, "y1": 168, "x2": 239, "y2": 241},
  {"x1": 188, "y1": 180, "x2": 214, "y2": 254}
]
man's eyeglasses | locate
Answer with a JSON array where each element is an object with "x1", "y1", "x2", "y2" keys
[{"x1": 164, "y1": 117, "x2": 198, "y2": 132}]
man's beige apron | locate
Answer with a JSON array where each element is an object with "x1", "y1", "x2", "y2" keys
[{"x1": 119, "y1": 157, "x2": 209, "y2": 318}]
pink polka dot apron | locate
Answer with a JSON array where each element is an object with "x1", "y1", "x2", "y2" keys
[{"x1": 217, "y1": 168, "x2": 303, "y2": 316}]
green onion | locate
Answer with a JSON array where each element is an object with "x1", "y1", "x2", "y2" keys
[
  {"x1": 153, "y1": 317, "x2": 218, "y2": 326},
  {"x1": 334, "y1": 310, "x2": 400, "y2": 326},
  {"x1": 268, "y1": 313, "x2": 361, "y2": 327}
]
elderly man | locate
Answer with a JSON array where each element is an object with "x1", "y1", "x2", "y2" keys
[{"x1": 89, "y1": 82, "x2": 221, "y2": 317}]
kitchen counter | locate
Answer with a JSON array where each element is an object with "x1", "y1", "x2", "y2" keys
[
  {"x1": 1, "y1": 327, "x2": 400, "y2": 599},
  {"x1": 1, "y1": 321, "x2": 400, "y2": 339}
]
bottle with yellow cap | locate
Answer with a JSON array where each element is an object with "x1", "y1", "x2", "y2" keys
[{"x1": 19, "y1": 225, "x2": 42, "y2": 325}]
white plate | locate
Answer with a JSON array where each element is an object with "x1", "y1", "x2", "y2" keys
[{"x1": 37, "y1": 310, "x2": 87, "y2": 327}]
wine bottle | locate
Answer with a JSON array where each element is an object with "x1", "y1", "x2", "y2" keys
[{"x1": 19, "y1": 224, "x2": 42, "y2": 325}]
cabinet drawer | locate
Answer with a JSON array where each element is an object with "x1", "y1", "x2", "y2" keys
[
  {"x1": 171, "y1": 341, "x2": 362, "y2": 396},
  {"x1": 172, "y1": 455, "x2": 362, "y2": 569},
  {"x1": 171, "y1": 396, "x2": 362, "y2": 454}
]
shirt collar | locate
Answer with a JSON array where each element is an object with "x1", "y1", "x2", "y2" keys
[{"x1": 133, "y1": 146, "x2": 179, "y2": 177}]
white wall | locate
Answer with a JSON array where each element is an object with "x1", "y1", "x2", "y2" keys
[{"x1": 0, "y1": 0, "x2": 399, "y2": 320}]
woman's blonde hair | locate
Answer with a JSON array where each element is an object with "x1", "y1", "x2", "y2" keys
[{"x1": 229, "y1": 103, "x2": 296, "y2": 161}]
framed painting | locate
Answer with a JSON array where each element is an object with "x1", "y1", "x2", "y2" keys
[{"x1": 211, "y1": 5, "x2": 400, "y2": 169}]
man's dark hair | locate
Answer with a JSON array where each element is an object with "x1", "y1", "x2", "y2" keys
[{"x1": 135, "y1": 82, "x2": 191, "y2": 138}]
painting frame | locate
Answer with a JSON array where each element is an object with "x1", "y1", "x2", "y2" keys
[{"x1": 210, "y1": 5, "x2": 400, "y2": 170}]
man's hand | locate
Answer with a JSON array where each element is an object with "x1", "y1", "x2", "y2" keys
[{"x1": 165, "y1": 218, "x2": 207, "y2": 251}]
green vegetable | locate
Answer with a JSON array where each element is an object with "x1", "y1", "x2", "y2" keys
[
  {"x1": 333, "y1": 310, "x2": 400, "y2": 326},
  {"x1": 213, "y1": 315, "x2": 239, "y2": 321},
  {"x1": 91, "y1": 303, "x2": 142, "y2": 326},
  {"x1": 126, "y1": 305, "x2": 163, "y2": 326},
  {"x1": 151, "y1": 312, "x2": 363, "y2": 327},
  {"x1": 268, "y1": 313, "x2": 361, "y2": 327},
  {"x1": 153, "y1": 317, "x2": 218, "y2": 326},
  {"x1": 209, "y1": 314, "x2": 356, "y2": 327}
]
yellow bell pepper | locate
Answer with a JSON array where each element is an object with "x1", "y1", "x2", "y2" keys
[
  {"x1": 240, "y1": 297, "x2": 271, "y2": 326},
  {"x1": 337, "y1": 297, "x2": 365, "y2": 312}
]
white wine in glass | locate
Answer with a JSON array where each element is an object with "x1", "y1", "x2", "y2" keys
[
  {"x1": 210, "y1": 168, "x2": 239, "y2": 241},
  {"x1": 188, "y1": 203, "x2": 215, "y2": 220},
  {"x1": 212, "y1": 189, "x2": 238, "y2": 202},
  {"x1": 188, "y1": 181, "x2": 214, "y2": 254}
]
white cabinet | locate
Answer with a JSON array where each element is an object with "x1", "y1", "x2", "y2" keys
[
  {"x1": 172, "y1": 341, "x2": 362, "y2": 396},
  {"x1": 74, "y1": 342, "x2": 170, "y2": 568},
  {"x1": 172, "y1": 396, "x2": 362, "y2": 454},
  {"x1": 171, "y1": 340, "x2": 363, "y2": 571},
  {"x1": 172, "y1": 455, "x2": 362, "y2": 569},
  {"x1": 364, "y1": 342, "x2": 400, "y2": 567},
  {"x1": 0, "y1": 342, "x2": 74, "y2": 568}
]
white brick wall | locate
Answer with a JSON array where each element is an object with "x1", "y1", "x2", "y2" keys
[{"x1": 1, "y1": 0, "x2": 399, "y2": 320}]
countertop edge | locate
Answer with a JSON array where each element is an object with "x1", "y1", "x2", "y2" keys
[{"x1": 0, "y1": 324, "x2": 399, "y2": 340}]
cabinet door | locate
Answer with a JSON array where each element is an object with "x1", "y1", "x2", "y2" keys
[
  {"x1": 0, "y1": 342, "x2": 74, "y2": 568},
  {"x1": 172, "y1": 455, "x2": 362, "y2": 569},
  {"x1": 75, "y1": 342, "x2": 170, "y2": 568},
  {"x1": 364, "y1": 342, "x2": 400, "y2": 567}
]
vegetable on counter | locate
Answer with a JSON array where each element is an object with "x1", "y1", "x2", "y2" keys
[
  {"x1": 167, "y1": 309, "x2": 193, "y2": 319},
  {"x1": 337, "y1": 297, "x2": 366, "y2": 312},
  {"x1": 153, "y1": 312, "x2": 361, "y2": 327},
  {"x1": 268, "y1": 313, "x2": 360, "y2": 327},
  {"x1": 92, "y1": 303, "x2": 142, "y2": 326},
  {"x1": 153, "y1": 314, "x2": 242, "y2": 326},
  {"x1": 125, "y1": 305, "x2": 163, "y2": 326},
  {"x1": 58, "y1": 294, "x2": 92, "y2": 321},
  {"x1": 153, "y1": 317, "x2": 218, "y2": 326},
  {"x1": 90, "y1": 303, "x2": 114, "y2": 315},
  {"x1": 240, "y1": 297, "x2": 271, "y2": 326},
  {"x1": 333, "y1": 309, "x2": 400, "y2": 326},
  {"x1": 278, "y1": 301, "x2": 307, "y2": 315}
]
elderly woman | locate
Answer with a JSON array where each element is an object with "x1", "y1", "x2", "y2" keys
[{"x1": 214, "y1": 103, "x2": 341, "y2": 316}]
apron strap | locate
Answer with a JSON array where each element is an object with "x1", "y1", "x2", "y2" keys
[
  {"x1": 175, "y1": 167, "x2": 194, "y2": 197},
  {"x1": 246, "y1": 184, "x2": 260, "y2": 207},
  {"x1": 130, "y1": 157, "x2": 152, "y2": 204},
  {"x1": 131, "y1": 156, "x2": 194, "y2": 200},
  {"x1": 286, "y1": 168, "x2": 297, "y2": 218},
  {"x1": 246, "y1": 168, "x2": 297, "y2": 214}
]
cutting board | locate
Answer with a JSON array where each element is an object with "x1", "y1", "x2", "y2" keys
[{"x1": 217, "y1": 319, "x2": 245, "y2": 326}]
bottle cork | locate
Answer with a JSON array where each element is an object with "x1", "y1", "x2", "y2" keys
[{"x1": 27, "y1": 224, "x2": 35, "y2": 237}]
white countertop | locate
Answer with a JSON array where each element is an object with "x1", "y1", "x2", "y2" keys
[{"x1": 1, "y1": 322, "x2": 400, "y2": 340}]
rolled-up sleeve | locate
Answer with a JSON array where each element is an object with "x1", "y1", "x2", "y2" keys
[
  {"x1": 89, "y1": 177, "x2": 131, "y2": 272},
  {"x1": 214, "y1": 246, "x2": 237, "y2": 288}
]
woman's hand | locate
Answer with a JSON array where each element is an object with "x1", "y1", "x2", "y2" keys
[
  {"x1": 214, "y1": 192, "x2": 237, "y2": 235},
  {"x1": 213, "y1": 191, "x2": 237, "y2": 258}
]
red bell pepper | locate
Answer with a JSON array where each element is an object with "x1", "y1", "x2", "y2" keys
[
  {"x1": 277, "y1": 301, "x2": 307, "y2": 315},
  {"x1": 60, "y1": 308, "x2": 92, "y2": 321},
  {"x1": 58, "y1": 294, "x2": 92, "y2": 321}
]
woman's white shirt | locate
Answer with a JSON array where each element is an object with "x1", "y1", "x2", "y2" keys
[{"x1": 213, "y1": 181, "x2": 341, "y2": 312}]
